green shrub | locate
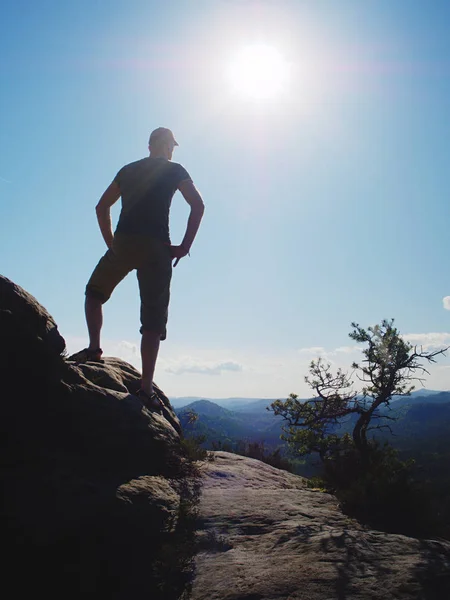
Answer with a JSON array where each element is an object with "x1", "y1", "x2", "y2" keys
[
  {"x1": 180, "y1": 434, "x2": 210, "y2": 463},
  {"x1": 322, "y1": 442, "x2": 436, "y2": 537}
]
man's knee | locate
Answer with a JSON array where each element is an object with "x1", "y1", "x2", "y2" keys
[
  {"x1": 85, "y1": 286, "x2": 109, "y2": 304},
  {"x1": 140, "y1": 324, "x2": 167, "y2": 341}
]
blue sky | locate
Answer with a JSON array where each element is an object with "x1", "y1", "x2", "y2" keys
[{"x1": 2, "y1": 0, "x2": 450, "y2": 398}]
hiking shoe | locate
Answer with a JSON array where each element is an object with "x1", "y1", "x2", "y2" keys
[
  {"x1": 67, "y1": 347, "x2": 103, "y2": 363},
  {"x1": 137, "y1": 389, "x2": 164, "y2": 412}
]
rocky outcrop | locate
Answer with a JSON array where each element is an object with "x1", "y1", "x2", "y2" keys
[
  {"x1": 192, "y1": 452, "x2": 450, "y2": 600},
  {"x1": 0, "y1": 273, "x2": 66, "y2": 355},
  {"x1": 0, "y1": 275, "x2": 192, "y2": 600},
  {"x1": 4, "y1": 273, "x2": 450, "y2": 600}
]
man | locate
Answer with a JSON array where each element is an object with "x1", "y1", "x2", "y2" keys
[{"x1": 69, "y1": 127, "x2": 205, "y2": 410}]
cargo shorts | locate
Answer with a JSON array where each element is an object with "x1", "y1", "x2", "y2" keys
[{"x1": 85, "y1": 232, "x2": 172, "y2": 340}]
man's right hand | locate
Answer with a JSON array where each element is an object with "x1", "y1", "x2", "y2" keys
[
  {"x1": 169, "y1": 244, "x2": 189, "y2": 267},
  {"x1": 96, "y1": 181, "x2": 121, "y2": 249}
]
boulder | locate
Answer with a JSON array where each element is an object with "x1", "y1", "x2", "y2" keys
[
  {"x1": 0, "y1": 275, "x2": 190, "y2": 599},
  {"x1": 192, "y1": 452, "x2": 450, "y2": 600},
  {"x1": 0, "y1": 274, "x2": 65, "y2": 356}
]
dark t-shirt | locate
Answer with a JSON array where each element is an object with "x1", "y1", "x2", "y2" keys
[{"x1": 114, "y1": 157, "x2": 191, "y2": 243}]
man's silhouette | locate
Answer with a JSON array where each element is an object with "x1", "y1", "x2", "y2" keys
[{"x1": 69, "y1": 128, "x2": 205, "y2": 410}]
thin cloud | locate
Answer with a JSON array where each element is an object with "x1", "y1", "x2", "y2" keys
[
  {"x1": 443, "y1": 297, "x2": 450, "y2": 311},
  {"x1": 297, "y1": 346, "x2": 325, "y2": 355},
  {"x1": 331, "y1": 346, "x2": 361, "y2": 355},
  {"x1": 297, "y1": 345, "x2": 360, "y2": 358},
  {"x1": 403, "y1": 332, "x2": 450, "y2": 351},
  {"x1": 166, "y1": 360, "x2": 243, "y2": 376}
]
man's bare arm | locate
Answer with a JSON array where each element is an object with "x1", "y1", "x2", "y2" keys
[
  {"x1": 170, "y1": 179, "x2": 205, "y2": 266},
  {"x1": 95, "y1": 181, "x2": 121, "y2": 249},
  {"x1": 178, "y1": 180, "x2": 205, "y2": 251}
]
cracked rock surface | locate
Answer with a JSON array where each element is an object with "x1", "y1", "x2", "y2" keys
[{"x1": 192, "y1": 452, "x2": 450, "y2": 600}]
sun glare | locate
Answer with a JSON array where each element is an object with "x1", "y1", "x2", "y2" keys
[{"x1": 227, "y1": 44, "x2": 291, "y2": 101}]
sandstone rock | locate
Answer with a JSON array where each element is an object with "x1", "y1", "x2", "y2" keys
[
  {"x1": 116, "y1": 475, "x2": 181, "y2": 533},
  {"x1": 73, "y1": 357, "x2": 181, "y2": 435},
  {"x1": 0, "y1": 275, "x2": 189, "y2": 599},
  {"x1": 192, "y1": 452, "x2": 450, "y2": 600},
  {"x1": 0, "y1": 274, "x2": 65, "y2": 356}
]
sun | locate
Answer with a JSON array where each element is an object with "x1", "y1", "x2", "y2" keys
[{"x1": 226, "y1": 44, "x2": 291, "y2": 101}]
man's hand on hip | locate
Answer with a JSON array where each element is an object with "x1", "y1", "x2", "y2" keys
[{"x1": 169, "y1": 244, "x2": 189, "y2": 267}]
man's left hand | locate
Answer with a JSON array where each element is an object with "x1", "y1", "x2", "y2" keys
[{"x1": 169, "y1": 244, "x2": 189, "y2": 267}]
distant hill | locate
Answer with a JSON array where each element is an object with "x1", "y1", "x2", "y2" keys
[
  {"x1": 388, "y1": 390, "x2": 450, "y2": 410},
  {"x1": 170, "y1": 389, "x2": 447, "y2": 410},
  {"x1": 408, "y1": 389, "x2": 442, "y2": 397},
  {"x1": 176, "y1": 399, "x2": 233, "y2": 418},
  {"x1": 170, "y1": 396, "x2": 275, "y2": 410},
  {"x1": 175, "y1": 399, "x2": 284, "y2": 448},
  {"x1": 232, "y1": 398, "x2": 277, "y2": 413},
  {"x1": 174, "y1": 391, "x2": 450, "y2": 454},
  {"x1": 169, "y1": 396, "x2": 205, "y2": 409},
  {"x1": 393, "y1": 402, "x2": 450, "y2": 438},
  {"x1": 390, "y1": 389, "x2": 442, "y2": 400}
]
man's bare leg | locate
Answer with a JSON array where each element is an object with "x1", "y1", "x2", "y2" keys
[
  {"x1": 140, "y1": 330, "x2": 161, "y2": 395},
  {"x1": 85, "y1": 295, "x2": 103, "y2": 350}
]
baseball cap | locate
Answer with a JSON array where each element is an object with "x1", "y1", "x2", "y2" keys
[{"x1": 149, "y1": 127, "x2": 179, "y2": 147}]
